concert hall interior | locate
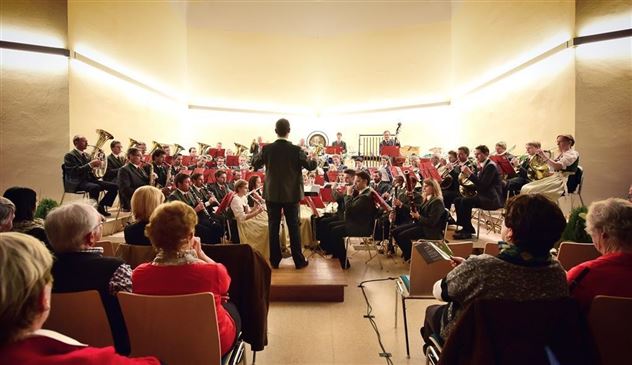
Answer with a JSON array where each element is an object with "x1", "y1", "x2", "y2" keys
[{"x1": 1, "y1": 1, "x2": 631, "y2": 365}]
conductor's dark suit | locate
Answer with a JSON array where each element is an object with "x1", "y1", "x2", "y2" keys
[
  {"x1": 454, "y1": 159, "x2": 503, "y2": 234},
  {"x1": 63, "y1": 149, "x2": 117, "y2": 208},
  {"x1": 117, "y1": 163, "x2": 149, "y2": 210},
  {"x1": 252, "y1": 138, "x2": 317, "y2": 267}
]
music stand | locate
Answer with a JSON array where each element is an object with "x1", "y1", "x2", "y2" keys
[
  {"x1": 419, "y1": 162, "x2": 441, "y2": 181},
  {"x1": 182, "y1": 156, "x2": 193, "y2": 166},
  {"x1": 180, "y1": 169, "x2": 192, "y2": 176},
  {"x1": 380, "y1": 146, "x2": 400, "y2": 158},
  {"x1": 164, "y1": 155, "x2": 173, "y2": 165},
  {"x1": 490, "y1": 155, "x2": 516, "y2": 177},
  {"x1": 204, "y1": 168, "x2": 216, "y2": 184},
  {"x1": 325, "y1": 146, "x2": 342, "y2": 155},
  {"x1": 226, "y1": 155, "x2": 239, "y2": 168}
]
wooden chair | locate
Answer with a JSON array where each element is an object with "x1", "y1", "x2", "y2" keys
[
  {"x1": 95, "y1": 240, "x2": 116, "y2": 257},
  {"x1": 118, "y1": 292, "x2": 245, "y2": 365},
  {"x1": 115, "y1": 243, "x2": 156, "y2": 269},
  {"x1": 557, "y1": 241, "x2": 600, "y2": 271},
  {"x1": 483, "y1": 242, "x2": 500, "y2": 256},
  {"x1": 588, "y1": 295, "x2": 632, "y2": 365},
  {"x1": 44, "y1": 290, "x2": 114, "y2": 347},
  {"x1": 395, "y1": 241, "x2": 473, "y2": 358}
]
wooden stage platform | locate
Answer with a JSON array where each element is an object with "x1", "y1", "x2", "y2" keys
[{"x1": 270, "y1": 257, "x2": 348, "y2": 302}]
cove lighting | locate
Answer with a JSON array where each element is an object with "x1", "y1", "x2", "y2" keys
[{"x1": 0, "y1": 40, "x2": 69, "y2": 57}]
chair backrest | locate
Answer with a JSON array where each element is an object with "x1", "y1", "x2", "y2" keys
[
  {"x1": 588, "y1": 295, "x2": 632, "y2": 365},
  {"x1": 557, "y1": 241, "x2": 600, "y2": 271},
  {"x1": 95, "y1": 240, "x2": 115, "y2": 257},
  {"x1": 44, "y1": 290, "x2": 114, "y2": 347},
  {"x1": 408, "y1": 242, "x2": 453, "y2": 298},
  {"x1": 483, "y1": 242, "x2": 500, "y2": 256},
  {"x1": 448, "y1": 242, "x2": 473, "y2": 258},
  {"x1": 115, "y1": 243, "x2": 156, "y2": 269},
  {"x1": 118, "y1": 292, "x2": 221, "y2": 365}
]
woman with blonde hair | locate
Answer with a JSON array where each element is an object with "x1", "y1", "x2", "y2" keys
[
  {"x1": 391, "y1": 178, "x2": 446, "y2": 261},
  {"x1": 132, "y1": 201, "x2": 240, "y2": 356},
  {"x1": 0, "y1": 232, "x2": 159, "y2": 364},
  {"x1": 567, "y1": 197, "x2": 632, "y2": 313},
  {"x1": 230, "y1": 179, "x2": 274, "y2": 259},
  {"x1": 124, "y1": 186, "x2": 165, "y2": 245}
]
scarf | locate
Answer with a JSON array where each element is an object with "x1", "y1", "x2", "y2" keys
[
  {"x1": 152, "y1": 249, "x2": 200, "y2": 266},
  {"x1": 497, "y1": 243, "x2": 553, "y2": 267}
]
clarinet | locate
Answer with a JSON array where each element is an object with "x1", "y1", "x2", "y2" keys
[{"x1": 192, "y1": 192, "x2": 212, "y2": 221}]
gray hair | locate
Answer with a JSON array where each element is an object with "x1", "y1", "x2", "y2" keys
[
  {"x1": 44, "y1": 201, "x2": 100, "y2": 253},
  {"x1": 0, "y1": 197, "x2": 16, "y2": 229},
  {"x1": 586, "y1": 198, "x2": 632, "y2": 251}
]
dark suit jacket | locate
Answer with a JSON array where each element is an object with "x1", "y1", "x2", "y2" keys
[
  {"x1": 208, "y1": 182, "x2": 231, "y2": 203},
  {"x1": 63, "y1": 149, "x2": 95, "y2": 191},
  {"x1": 117, "y1": 163, "x2": 149, "y2": 209},
  {"x1": 343, "y1": 188, "x2": 377, "y2": 236},
  {"x1": 252, "y1": 139, "x2": 317, "y2": 203},
  {"x1": 415, "y1": 197, "x2": 446, "y2": 239},
  {"x1": 123, "y1": 221, "x2": 150, "y2": 245},
  {"x1": 469, "y1": 159, "x2": 503, "y2": 210},
  {"x1": 143, "y1": 163, "x2": 167, "y2": 187},
  {"x1": 104, "y1": 154, "x2": 125, "y2": 182}
]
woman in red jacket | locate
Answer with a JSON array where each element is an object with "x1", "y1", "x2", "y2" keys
[
  {"x1": 132, "y1": 201, "x2": 240, "y2": 356},
  {"x1": 0, "y1": 232, "x2": 160, "y2": 365}
]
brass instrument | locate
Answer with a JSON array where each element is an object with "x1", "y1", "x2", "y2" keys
[
  {"x1": 87, "y1": 129, "x2": 114, "y2": 179},
  {"x1": 234, "y1": 142, "x2": 249, "y2": 156},
  {"x1": 458, "y1": 161, "x2": 477, "y2": 198},
  {"x1": 527, "y1": 155, "x2": 550, "y2": 181},
  {"x1": 149, "y1": 141, "x2": 166, "y2": 155},
  {"x1": 149, "y1": 162, "x2": 155, "y2": 186},
  {"x1": 438, "y1": 164, "x2": 454, "y2": 189},
  {"x1": 173, "y1": 144, "x2": 185, "y2": 156},
  {"x1": 128, "y1": 137, "x2": 140, "y2": 150},
  {"x1": 198, "y1": 142, "x2": 211, "y2": 155}
]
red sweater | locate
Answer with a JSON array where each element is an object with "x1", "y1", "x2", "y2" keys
[
  {"x1": 132, "y1": 262, "x2": 236, "y2": 355},
  {"x1": 0, "y1": 330, "x2": 159, "y2": 365},
  {"x1": 567, "y1": 252, "x2": 632, "y2": 313}
]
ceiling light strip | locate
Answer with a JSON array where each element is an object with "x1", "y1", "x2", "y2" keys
[
  {"x1": 573, "y1": 28, "x2": 632, "y2": 46},
  {"x1": 327, "y1": 100, "x2": 452, "y2": 116},
  {"x1": 0, "y1": 40, "x2": 69, "y2": 57},
  {"x1": 188, "y1": 104, "x2": 301, "y2": 115}
]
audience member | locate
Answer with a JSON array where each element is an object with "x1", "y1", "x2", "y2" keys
[
  {"x1": 132, "y1": 201, "x2": 241, "y2": 356},
  {"x1": 422, "y1": 194, "x2": 568, "y2": 343},
  {"x1": 124, "y1": 186, "x2": 165, "y2": 245},
  {"x1": 3, "y1": 187, "x2": 49, "y2": 248},
  {"x1": 567, "y1": 198, "x2": 632, "y2": 313},
  {"x1": 0, "y1": 232, "x2": 160, "y2": 364},
  {"x1": 0, "y1": 197, "x2": 16, "y2": 232},
  {"x1": 45, "y1": 202, "x2": 132, "y2": 354}
]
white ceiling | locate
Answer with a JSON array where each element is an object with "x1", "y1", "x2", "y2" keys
[{"x1": 186, "y1": 1, "x2": 452, "y2": 37}]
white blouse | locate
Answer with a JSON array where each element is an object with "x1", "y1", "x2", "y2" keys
[{"x1": 230, "y1": 194, "x2": 249, "y2": 222}]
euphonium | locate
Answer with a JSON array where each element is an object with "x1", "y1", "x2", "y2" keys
[
  {"x1": 234, "y1": 142, "x2": 249, "y2": 156},
  {"x1": 88, "y1": 129, "x2": 114, "y2": 178},
  {"x1": 149, "y1": 141, "x2": 166, "y2": 155},
  {"x1": 198, "y1": 142, "x2": 211, "y2": 155},
  {"x1": 173, "y1": 143, "x2": 185, "y2": 156},
  {"x1": 128, "y1": 137, "x2": 140, "y2": 149}
]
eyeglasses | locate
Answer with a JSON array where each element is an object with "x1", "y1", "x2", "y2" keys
[{"x1": 91, "y1": 216, "x2": 106, "y2": 231}]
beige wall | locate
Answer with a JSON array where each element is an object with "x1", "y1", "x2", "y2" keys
[
  {"x1": 451, "y1": 0, "x2": 576, "y2": 153},
  {"x1": 575, "y1": 0, "x2": 632, "y2": 203},
  {"x1": 0, "y1": 0, "x2": 69, "y2": 201}
]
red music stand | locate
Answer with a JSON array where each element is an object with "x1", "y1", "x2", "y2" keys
[
  {"x1": 182, "y1": 156, "x2": 193, "y2": 166},
  {"x1": 490, "y1": 156, "x2": 516, "y2": 177},
  {"x1": 320, "y1": 188, "x2": 334, "y2": 203},
  {"x1": 311, "y1": 196, "x2": 326, "y2": 209},
  {"x1": 164, "y1": 156, "x2": 173, "y2": 165},
  {"x1": 216, "y1": 191, "x2": 235, "y2": 215},
  {"x1": 226, "y1": 155, "x2": 239, "y2": 167},
  {"x1": 180, "y1": 169, "x2": 192, "y2": 176},
  {"x1": 326, "y1": 170, "x2": 339, "y2": 183},
  {"x1": 204, "y1": 168, "x2": 217, "y2": 184},
  {"x1": 314, "y1": 175, "x2": 325, "y2": 186},
  {"x1": 390, "y1": 166, "x2": 405, "y2": 177},
  {"x1": 380, "y1": 146, "x2": 400, "y2": 157},
  {"x1": 420, "y1": 162, "x2": 441, "y2": 181},
  {"x1": 325, "y1": 146, "x2": 342, "y2": 155}
]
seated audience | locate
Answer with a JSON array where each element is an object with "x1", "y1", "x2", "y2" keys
[
  {"x1": 124, "y1": 186, "x2": 165, "y2": 245},
  {"x1": 0, "y1": 232, "x2": 160, "y2": 364},
  {"x1": 3, "y1": 187, "x2": 49, "y2": 248},
  {"x1": 422, "y1": 194, "x2": 568, "y2": 343},
  {"x1": 567, "y1": 198, "x2": 632, "y2": 313},
  {"x1": 132, "y1": 201, "x2": 241, "y2": 356},
  {"x1": 45, "y1": 202, "x2": 132, "y2": 354},
  {"x1": 392, "y1": 179, "x2": 445, "y2": 261},
  {"x1": 0, "y1": 197, "x2": 16, "y2": 232}
]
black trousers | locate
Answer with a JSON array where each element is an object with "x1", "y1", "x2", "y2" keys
[
  {"x1": 78, "y1": 180, "x2": 118, "y2": 207},
  {"x1": 421, "y1": 304, "x2": 447, "y2": 346},
  {"x1": 266, "y1": 201, "x2": 306, "y2": 267},
  {"x1": 505, "y1": 176, "x2": 529, "y2": 197},
  {"x1": 454, "y1": 195, "x2": 482, "y2": 233},
  {"x1": 329, "y1": 221, "x2": 349, "y2": 268},
  {"x1": 392, "y1": 222, "x2": 424, "y2": 261},
  {"x1": 442, "y1": 189, "x2": 460, "y2": 211},
  {"x1": 316, "y1": 215, "x2": 342, "y2": 254},
  {"x1": 197, "y1": 212, "x2": 224, "y2": 244}
]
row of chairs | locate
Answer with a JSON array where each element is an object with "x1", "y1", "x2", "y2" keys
[
  {"x1": 395, "y1": 240, "x2": 602, "y2": 358},
  {"x1": 45, "y1": 290, "x2": 245, "y2": 365}
]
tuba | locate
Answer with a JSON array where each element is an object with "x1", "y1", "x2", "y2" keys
[
  {"x1": 198, "y1": 142, "x2": 211, "y2": 155},
  {"x1": 173, "y1": 143, "x2": 185, "y2": 156},
  {"x1": 87, "y1": 129, "x2": 114, "y2": 178},
  {"x1": 234, "y1": 142, "x2": 249, "y2": 156},
  {"x1": 149, "y1": 141, "x2": 166, "y2": 155}
]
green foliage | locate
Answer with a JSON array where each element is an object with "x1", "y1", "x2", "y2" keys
[
  {"x1": 35, "y1": 198, "x2": 59, "y2": 220},
  {"x1": 560, "y1": 206, "x2": 592, "y2": 244}
]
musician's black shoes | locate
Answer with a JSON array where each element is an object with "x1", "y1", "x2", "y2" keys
[
  {"x1": 97, "y1": 205, "x2": 111, "y2": 217},
  {"x1": 295, "y1": 259, "x2": 309, "y2": 270},
  {"x1": 453, "y1": 231, "x2": 474, "y2": 240}
]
